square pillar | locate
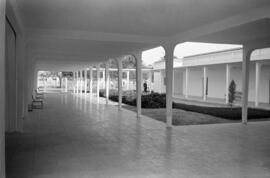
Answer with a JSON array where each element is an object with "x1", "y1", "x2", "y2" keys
[
  {"x1": 44, "y1": 77, "x2": 47, "y2": 92},
  {"x1": 102, "y1": 70, "x2": 105, "y2": 89},
  {"x1": 185, "y1": 67, "x2": 189, "y2": 99},
  {"x1": 203, "y1": 66, "x2": 208, "y2": 101},
  {"x1": 117, "y1": 59, "x2": 123, "y2": 110},
  {"x1": 164, "y1": 44, "x2": 174, "y2": 128},
  {"x1": 105, "y1": 62, "x2": 110, "y2": 104},
  {"x1": 84, "y1": 69, "x2": 87, "y2": 94},
  {"x1": 96, "y1": 64, "x2": 100, "y2": 98},
  {"x1": 242, "y1": 46, "x2": 253, "y2": 124},
  {"x1": 148, "y1": 70, "x2": 153, "y2": 92},
  {"x1": 76, "y1": 71, "x2": 79, "y2": 93},
  {"x1": 255, "y1": 62, "x2": 261, "y2": 107},
  {"x1": 225, "y1": 64, "x2": 231, "y2": 104},
  {"x1": 77, "y1": 71, "x2": 80, "y2": 93},
  {"x1": 73, "y1": 71, "x2": 75, "y2": 93},
  {"x1": 80, "y1": 70, "x2": 83, "y2": 94},
  {"x1": 126, "y1": 71, "x2": 130, "y2": 90},
  {"x1": 65, "y1": 77, "x2": 68, "y2": 92},
  {"x1": 89, "y1": 66, "x2": 93, "y2": 96}
]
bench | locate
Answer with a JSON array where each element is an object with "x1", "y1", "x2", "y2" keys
[
  {"x1": 32, "y1": 95, "x2": 44, "y2": 109},
  {"x1": 35, "y1": 89, "x2": 44, "y2": 99}
]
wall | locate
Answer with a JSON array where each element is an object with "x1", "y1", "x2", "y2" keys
[
  {"x1": 0, "y1": 0, "x2": 6, "y2": 177},
  {"x1": 153, "y1": 70, "x2": 166, "y2": 93},
  {"x1": 154, "y1": 71, "x2": 162, "y2": 93},
  {"x1": 173, "y1": 69, "x2": 183, "y2": 96},
  {"x1": 207, "y1": 65, "x2": 226, "y2": 99},
  {"x1": 5, "y1": 19, "x2": 17, "y2": 132},
  {"x1": 188, "y1": 68, "x2": 203, "y2": 97},
  {"x1": 154, "y1": 60, "x2": 270, "y2": 104},
  {"x1": 261, "y1": 65, "x2": 270, "y2": 104}
]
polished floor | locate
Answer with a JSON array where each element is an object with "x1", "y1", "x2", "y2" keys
[{"x1": 6, "y1": 93, "x2": 270, "y2": 178}]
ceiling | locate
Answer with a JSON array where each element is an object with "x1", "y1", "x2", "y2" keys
[
  {"x1": 10, "y1": 0, "x2": 270, "y2": 71},
  {"x1": 17, "y1": 0, "x2": 270, "y2": 36}
]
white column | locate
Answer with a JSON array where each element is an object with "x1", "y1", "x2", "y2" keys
[
  {"x1": 148, "y1": 71, "x2": 153, "y2": 92},
  {"x1": 44, "y1": 77, "x2": 47, "y2": 92},
  {"x1": 164, "y1": 44, "x2": 174, "y2": 128},
  {"x1": 185, "y1": 67, "x2": 189, "y2": 99},
  {"x1": 89, "y1": 66, "x2": 93, "y2": 96},
  {"x1": 73, "y1": 71, "x2": 75, "y2": 93},
  {"x1": 76, "y1": 71, "x2": 79, "y2": 93},
  {"x1": 242, "y1": 46, "x2": 253, "y2": 124},
  {"x1": 255, "y1": 62, "x2": 261, "y2": 107},
  {"x1": 105, "y1": 62, "x2": 110, "y2": 104},
  {"x1": 96, "y1": 64, "x2": 100, "y2": 98},
  {"x1": 76, "y1": 71, "x2": 80, "y2": 93},
  {"x1": 80, "y1": 70, "x2": 83, "y2": 94},
  {"x1": 118, "y1": 59, "x2": 123, "y2": 110},
  {"x1": 33, "y1": 69, "x2": 38, "y2": 92},
  {"x1": 65, "y1": 77, "x2": 68, "y2": 92},
  {"x1": 135, "y1": 53, "x2": 142, "y2": 118},
  {"x1": 78, "y1": 71, "x2": 80, "y2": 93},
  {"x1": 225, "y1": 64, "x2": 231, "y2": 104},
  {"x1": 0, "y1": 0, "x2": 6, "y2": 176},
  {"x1": 102, "y1": 70, "x2": 105, "y2": 89},
  {"x1": 84, "y1": 69, "x2": 87, "y2": 94},
  {"x1": 16, "y1": 36, "x2": 26, "y2": 133},
  {"x1": 126, "y1": 71, "x2": 130, "y2": 90},
  {"x1": 203, "y1": 66, "x2": 208, "y2": 101},
  {"x1": 77, "y1": 71, "x2": 79, "y2": 93}
]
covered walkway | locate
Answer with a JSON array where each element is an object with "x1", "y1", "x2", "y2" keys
[{"x1": 6, "y1": 93, "x2": 270, "y2": 178}]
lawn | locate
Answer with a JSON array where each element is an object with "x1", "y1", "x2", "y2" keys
[
  {"x1": 123, "y1": 105, "x2": 234, "y2": 126},
  {"x1": 100, "y1": 90, "x2": 270, "y2": 125}
]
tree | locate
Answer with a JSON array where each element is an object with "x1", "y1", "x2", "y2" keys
[{"x1": 228, "y1": 80, "x2": 236, "y2": 106}]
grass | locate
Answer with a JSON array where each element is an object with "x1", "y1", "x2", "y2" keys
[
  {"x1": 123, "y1": 105, "x2": 234, "y2": 126},
  {"x1": 100, "y1": 90, "x2": 270, "y2": 125},
  {"x1": 173, "y1": 103, "x2": 270, "y2": 120}
]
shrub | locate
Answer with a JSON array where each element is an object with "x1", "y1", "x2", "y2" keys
[
  {"x1": 141, "y1": 93, "x2": 166, "y2": 108},
  {"x1": 100, "y1": 90, "x2": 166, "y2": 108},
  {"x1": 173, "y1": 102, "x2": 270, "y2": 120},
  {"x1": 228, "y1": 80, "x2": 236, "y2": 106}
]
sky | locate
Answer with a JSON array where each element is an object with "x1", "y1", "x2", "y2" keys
[{"x1": 142, "y1": 42, "x2": 242, "y2": 66}]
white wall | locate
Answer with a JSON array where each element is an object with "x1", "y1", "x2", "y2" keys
[
  {"x1": 153, "y1": 70, "x2": 166, "y2": 93},
  {"x1": 154, "y1": 60, "x2": 270, "y2": 104},
  {"x1": 0, "y1": 0, "x2": 6, "y2": 177},
  {"x1": 5, "y1": 20, "x2": 17, "y2": 132},
  {"x1": 207, "y1": 65, "x2": 226, "y2": 99},
  {"x1": 189, "y1": 68, "x2": 203, "y2": 97},
  {"x1": 154, "y1": 71, "x2": 162, "y2": 93},
  {"x1": 173, "y1": 69, "x2": 183, "y2": 96},
  {"x1": 261, "y1": 65, "x2": 270, "y2": 104}
]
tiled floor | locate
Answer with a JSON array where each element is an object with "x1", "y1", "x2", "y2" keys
[{"x1": 6, "y1": 93, "x2": 270, "y2": 178}]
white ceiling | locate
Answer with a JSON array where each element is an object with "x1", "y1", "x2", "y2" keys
[
  {"x1": 10, "y1": 0, "x2": 270, "y2": 71},
  {"x1": 17, "y1": 0, "x2": 270, "y2": 36}
]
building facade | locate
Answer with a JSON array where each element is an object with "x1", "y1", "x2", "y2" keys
[{"x1": 153, "y1": 48, "x2": 270, "y2": 108}]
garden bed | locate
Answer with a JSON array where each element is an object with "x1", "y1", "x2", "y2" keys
[{"x1": 100, "y1": 89, "x2": 270, "y2": 122}]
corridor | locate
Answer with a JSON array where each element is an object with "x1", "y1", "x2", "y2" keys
[{"x1": 6, "y1": 93, "x2": 270, "y2": 178}]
